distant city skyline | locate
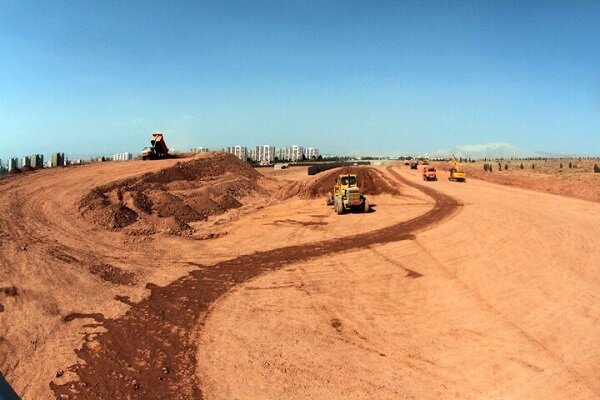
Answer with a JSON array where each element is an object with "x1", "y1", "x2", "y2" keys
[
  {"x1": 1, "y1": 1, "x2": 599, "y2": 160},
  {"x1": 0, "y1": 136, "x2": 597, "y2": 166}
]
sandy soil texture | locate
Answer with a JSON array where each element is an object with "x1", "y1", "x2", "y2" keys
[{"x1": 0, "y1": 157, "x2": 599, "y2": 400}]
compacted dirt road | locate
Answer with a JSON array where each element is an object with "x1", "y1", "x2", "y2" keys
[{"x1": 0, "y1": 158, "x2": 599, "y2": 399}]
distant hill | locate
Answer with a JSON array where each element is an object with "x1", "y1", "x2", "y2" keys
[{"x1": 430, "y1": 142, "x2": 530, "y2": 159}]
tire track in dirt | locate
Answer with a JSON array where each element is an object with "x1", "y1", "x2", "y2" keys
[{"x1": 51, "y1": 166, "x2": 461, "y2": 400}]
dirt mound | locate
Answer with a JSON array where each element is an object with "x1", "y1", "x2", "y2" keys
[
  {"x1": 281, "y1": 167, "x2": 401, "y2": 199},
  {"x1": 80, "y1": 153, "x2": 267, "y2": 234}
]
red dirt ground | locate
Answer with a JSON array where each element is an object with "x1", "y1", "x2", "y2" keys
[
  {"x1": 1, "y1": 157, "x2": 599, "y2": 400},
  {"x1": 50, "y1": 167, "x2": 459, "y2": 400}
]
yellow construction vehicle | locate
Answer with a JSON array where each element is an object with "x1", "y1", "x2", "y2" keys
[
  {"x1": 448, "y1": 154, "x2": 466, "y2": 182},
  {"x1": 325, "y1": 174, "x2": 369, "y2": 214}
]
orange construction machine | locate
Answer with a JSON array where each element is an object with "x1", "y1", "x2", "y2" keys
[{"x1": 422, "y1": 166, "x2": 437, "y2": 181}]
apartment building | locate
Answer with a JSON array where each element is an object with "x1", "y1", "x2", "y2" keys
[
  {"x1": 21, "y1": 156, "x2": 31, "y2": 168},
  {"x1": 278, "y1": 145, "x2": 305, "y2": 162},
  {"x1": 30, "y1": 154, "x2": 44, "y2": 168},
  {"x1": 7, "y1": 158, "x2": 18, "y2": 171},
  {"x1": 224, "y1": 145, "x2": 248, "y2": 161},
  {"x1": 112, "y1": 152, "x2": 133, "y2": 161},
  {"x1": 254, "y1": 145, "x2": 275, "y2": 165},
  {"x1": 306, "y1": 147, "x2": 320, "y2": 160},
  {"x1": 51, "y1": 152, "x2": 65, "y2": 167}
]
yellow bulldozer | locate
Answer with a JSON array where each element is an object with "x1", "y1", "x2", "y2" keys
[
  {"x1": 326, "y1": 174, "x2": 370, "y2": 214},
  {"x1": 448, "y1": 154, "x2": 466, "y2": 182}
]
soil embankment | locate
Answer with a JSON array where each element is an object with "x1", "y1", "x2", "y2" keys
[
  {"x1": 79, "y1": 153, "x2": 268, "y2": 234},
  {"x1": 278, "y1": 166, "x2": 401, "y2": 199}
]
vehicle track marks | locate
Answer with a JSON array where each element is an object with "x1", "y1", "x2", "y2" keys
[{"x1": 51, "y1": 167, "x2": 462, "y2": 400}]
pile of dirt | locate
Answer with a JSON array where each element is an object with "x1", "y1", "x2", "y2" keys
[
  {"x1": 80, "y1": 153, "x2": 267, "y2": 234},
  {"x1": 279, "y1": 167, "x2": 401, "y2": 199}
]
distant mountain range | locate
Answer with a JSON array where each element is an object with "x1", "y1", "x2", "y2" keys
[{"x1": 429, "y1": 142, "x2": 577, "y2": 159}]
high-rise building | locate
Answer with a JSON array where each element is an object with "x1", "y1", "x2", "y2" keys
[
  {"x1": 254, "y1": 145, "x2": 275, "y2": 165},
  {"x1": 51, "y1": 153, "x2": 65, "y2": 167},
  {"x1": 112, "y1": 152, "x2": 132, "y2": 161},
  {"x1": 224, "y1": 146, "x2": 248, "y2": 161},
  {"x1": 280, "y1": 145, "x2": 305, "y2": 162},
  {"x1": 21, "y1": 156, "x2": 31, "y2": 168},
  {"x1": 306, "y1": 147, "x2": 320, "y2": 160},
  {"x1": 8, "y1": 158, "x2": 18, "y2": 171},
  {"x1": 30, "y1": 154, "x2": 44, "y2": 168}
]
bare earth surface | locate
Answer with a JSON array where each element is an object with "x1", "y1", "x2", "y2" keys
[
  {"x1": 0, "y1": 156, "x2": 599, "y2": 399},
  {"x1": 434, "y1": 159, "x2": 600, "y2": 203}
]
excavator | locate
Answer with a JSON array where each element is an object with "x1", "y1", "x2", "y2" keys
[
  {"x1": 141, "y1": 133, "x2": 170, "y2": 160},
  {"x1": 448, "y1": 154, "x2": 466, "y2": 182}
]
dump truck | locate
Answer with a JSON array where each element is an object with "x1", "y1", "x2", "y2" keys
[
  {"x1": 325, "y1": 174, "x2": 369, "y2": 214},
  {"x1": 448, "y1": 154, "x2": 466, "y2": 182},
  {"x1": 422, "y1": 166, "x2": 437, "y2": 181},
  {"x1": 410, "y1": 161, "x2": 419, "y2": 170},
  {"x1": 141, "y1": 133, "x2": 170, "y2": 160}
]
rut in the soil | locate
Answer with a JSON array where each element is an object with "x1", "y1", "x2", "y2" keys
[{"x1": 51, "y1": 166, "x2": 461, "y2": 400}]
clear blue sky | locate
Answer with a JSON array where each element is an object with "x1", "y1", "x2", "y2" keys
[{"x1": 1, "y1": 0, "x2": 599, "y2": 160}]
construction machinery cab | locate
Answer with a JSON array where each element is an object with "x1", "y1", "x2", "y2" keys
[
  {"x1": 326, "y1": 173, "x2": 369, "y2": 214},
  {"x1": 340, "y1": 175, "x2": 357, "y2": 187}
]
